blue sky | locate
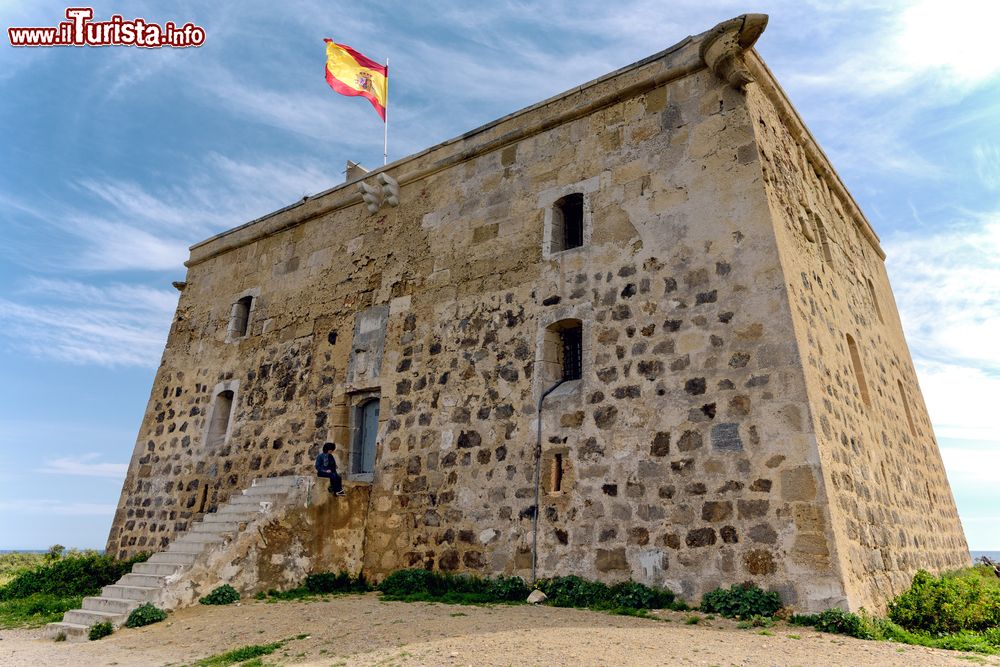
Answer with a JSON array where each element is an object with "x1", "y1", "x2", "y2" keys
[{"x1": 0, "y1": 1, "x2": 997, "y2": 551}]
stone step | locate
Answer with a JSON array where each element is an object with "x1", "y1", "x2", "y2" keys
[
  {"x1": 101, "y1": 584, "x2": 160, "y2": 601},
  {"x1": 63, "y1": 608, "x2": 126, "y2": 627},
  {"x1": 252, "y1": 475, "x2": 306, "y2": 486},
  {"x1": 132, "y1": 561, "x2": 185, "y2": 576},
  {"x1": 245, "y1": 484, "x2": 291, "y2": 499},
  {"x1": 119, "y1": 572, "x2": 169, "y2": 588},
  {"x1": 173, "y1": 533, "x2": 225, "y2": 547},
  {"x1": 229, "y1": 494, "x2": 282, "y2": 506},
  {"x1": 206, "y1": 509, "x2": 259, "y2": 522},
  {"x1": 82, "y1": 596, "x2": 140, "y2": 615},
  {"x1": 148, "y1": 551, "x2": 199, "y2": 565},
  {"x1": 45, "y1": 621, "x2": 90, "y2": 641},
  {"x1": 191, "y1": 520, "x2": 240, "y2": 533}
]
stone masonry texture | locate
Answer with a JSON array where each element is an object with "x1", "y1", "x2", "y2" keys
[{"x1": 107, "y1": 14, "x2": 969, "y2": 613}]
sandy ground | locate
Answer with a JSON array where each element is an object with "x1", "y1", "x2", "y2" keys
[{"x1": 0, "y1": 593, "x2": 996, "y2": 667}]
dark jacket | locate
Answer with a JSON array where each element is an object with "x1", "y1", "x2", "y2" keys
[{"x1": 315, "y1": 452, "x2": 339, "y2": 477}]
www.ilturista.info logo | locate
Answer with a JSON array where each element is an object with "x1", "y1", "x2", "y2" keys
[{"x1": 8, "y1": 8, "x2": 205, "y2": 48}]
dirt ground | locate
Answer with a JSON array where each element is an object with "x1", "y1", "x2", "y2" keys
[{"x1": 0, "y1": 593, "x2": 996, "y2": 667}]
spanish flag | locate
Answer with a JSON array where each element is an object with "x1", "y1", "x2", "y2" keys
[{"x1": 324, "y1": 39, "x2": 387, "y2": 121}]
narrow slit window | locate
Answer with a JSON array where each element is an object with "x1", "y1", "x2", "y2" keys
[
  {"x1": 230, "y1": 296, "x2": 253, "y2": 337},
  {"x1": 207, "y1": 390, "x2": 234, "y2": 447},
  {"x1": 845, "y1": 334, "x2": 870, "y2": 407},
  {"x1": 196, "y1": 483, "x2": 209, "y2": 513},
  {"x1": 866, "y1": 278, "x2": 884, "y2": 323},
  {"x1": 551, "y1": 193, "x2": 584, "y2": 253},
  {"x1": 898, "y1": 380, "x2": 916, "y2": 437},
  {"x1": 814, "y1": 221, "x2": 833, "y2": 265},
  {"x1": 551, "y1": 453, "x2": 564, "y2": 493}
]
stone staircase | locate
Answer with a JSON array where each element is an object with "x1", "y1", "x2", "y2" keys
[{"x1": 46, "y1": 475, "x2": 311, "y2": 641}]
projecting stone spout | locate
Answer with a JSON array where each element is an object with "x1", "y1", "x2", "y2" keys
[{"x1": 700, "y1": 13, "x2": 769, "y2": 89}]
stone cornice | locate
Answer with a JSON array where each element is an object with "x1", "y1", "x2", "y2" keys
[{"x1": 699, "y1": 14, "x2": 768, "y2": 90}]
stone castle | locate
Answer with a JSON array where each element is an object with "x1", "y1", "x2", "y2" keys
[{"x1": 106, "y1": 14, "x2": 969, "y2": 613}]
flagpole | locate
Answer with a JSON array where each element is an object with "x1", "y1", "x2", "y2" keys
[{"x1": 383, "y1": 57, "x2": 389, "y2": 165}]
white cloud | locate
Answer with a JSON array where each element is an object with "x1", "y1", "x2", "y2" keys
[
  {"x1": 0, "y1": 499, "x2": 117, "y2": 516},
  {"x1": 785, "y1": 0, "x2": 1000, "y2": 96},
  {"x1": 36, "y1": 453, "x2": 128, "y2": 479},
  {"x1": 886, "y1": 212, "x2": 1000, "y2": 443}
]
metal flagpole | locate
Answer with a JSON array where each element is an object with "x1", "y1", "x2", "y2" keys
[{"x1": 383, "y1": 57, "x2": 389, "y2": 165}]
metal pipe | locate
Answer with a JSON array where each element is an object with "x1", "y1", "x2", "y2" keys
[{"x1": 531, "y1": 378, "x2": 566, "y2": 584}]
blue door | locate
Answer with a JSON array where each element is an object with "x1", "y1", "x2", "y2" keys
[{"x1": 357, "y1": 399, "x2": 380, "y2": 475}]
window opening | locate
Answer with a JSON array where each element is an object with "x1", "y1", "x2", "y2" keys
[
  {"x1": 898, "y1": 380, "x2": 916, "y2": 437},
  {"x1": 814, "y1": 221, "x2": 833, "y2": 265},
  {"x1": 551, "y1": 193, "x2": 584, "y2": 253},
  {"x1": 352, "y1": 398, "x2": 380, "y2": 476},
  {"x1": 230, "y1": 296, "x2": 253, "y2": 337},
  {"x1": 866, "y1": 278, "x2": 884, "y2": 323},
  {"x1": 845, "y1": 334, "x2": 870, "y2": 407},
  {"x1": 207, "y1": 390, "x2": 234, "y2": 447},
  {"x1": 560, "y1": 324, "x2": 583, "y2": 381},
  {"x1": 551, "y1": 453, "x2": 564, "y2": 493}
]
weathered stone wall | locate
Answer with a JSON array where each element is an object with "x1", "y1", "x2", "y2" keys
[
  {"x1": 107, "y1": 16, "x2": 967, "y2": 613},
  {"x1": 745, "y1": 54, "x2": 970, "y2": 611}
]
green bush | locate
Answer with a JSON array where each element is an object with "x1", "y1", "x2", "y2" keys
[
  {"x1": 378, "y1": 569, "x2": 445, "y2": 597},
  {"x1": 88, "y1": 621, "x2": 113, "y2": 640},
  {"x1": 0, "y1": 552, "x2": 150, "y2": 601},
  {"x1": 304, "y1": 571, "x2": 370, "y2": 594},
  {"x1": 888, "y1": 569, "x2": 1000, "y2": 634},
  {"x1": 812, "y1": 608, "x2": 874, "y2": 639},
  {"x1": 200, "y1": 584, "x2": 240, "y2": 605},
  {"x1": 486, "y1": 575, "x2": 531, "y2": 602},
  {"x1": 124, "y1": 602, "x2": 167, "y2": 628},
  {"x1": 535, "y1": 576, "x2": 676, "y2": 611},
  {"x1": 700, "y1": 583, "x2": 781, "y2": 619}
]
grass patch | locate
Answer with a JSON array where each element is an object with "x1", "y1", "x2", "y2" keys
[
  {"x1": 0, "y1": 592, "x2": 83, "y2": 628},
  {"x1": 0, "y1": 552, "x2": 48, "y2": 587},
  {"x1": 0, "y1": 549, "x2": 150, "y2": 629},
  {"x1": 0, "y1": 550, "x2": 149, "y2": 601},
  {"x1": 192, "y1": 640, "x2": 287, "y2": 666}
]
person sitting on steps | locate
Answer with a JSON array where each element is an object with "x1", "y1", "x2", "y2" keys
[{"x1": 315, "y1": 442, "x2": 345, "y2": 496}]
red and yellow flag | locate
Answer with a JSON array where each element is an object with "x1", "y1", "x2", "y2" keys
[{"x1": 324, "y1": 39, "x2": 387, "y2": 121}]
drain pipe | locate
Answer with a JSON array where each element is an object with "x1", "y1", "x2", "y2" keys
[{"x1": 532, "y1": 378, "x2": 566, "y2": 585}]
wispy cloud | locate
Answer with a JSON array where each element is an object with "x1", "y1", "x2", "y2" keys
[
  {"x1": 1, "y1": 153, "x2": 337, "y2": 273},
  {"x1": 36, "y1": 453, "x2": 128, "y2": 479},
  {"x1": 974, "y1": 144, "x2": 1000, "y2": 190},
  {"x1": 0, "y1": 278, "x2": 177, "y2": 366}
]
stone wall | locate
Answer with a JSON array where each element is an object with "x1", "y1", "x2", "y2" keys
[
  {"x1": 745, "y1": 54, "x2": 970, "y2": 611},
  {"x1": 107, "y1": 16, "x2": 967, "y2": 612}
]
